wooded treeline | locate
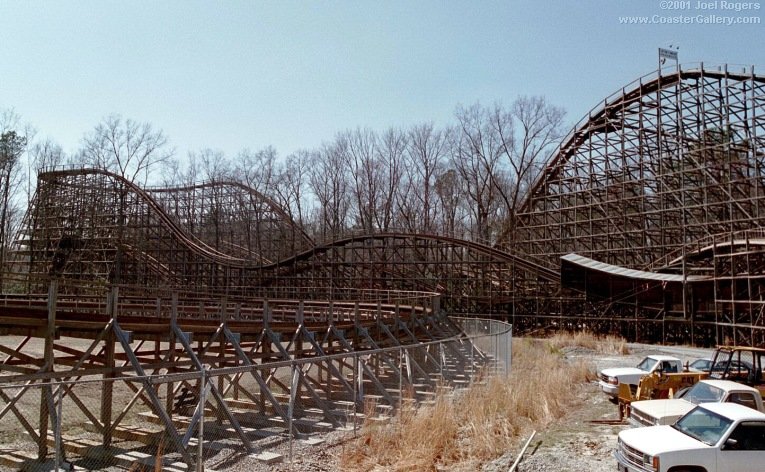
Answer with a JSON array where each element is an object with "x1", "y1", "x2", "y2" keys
[{"x1": 0, "y1": 97, "x2": 565, "y2": 252}]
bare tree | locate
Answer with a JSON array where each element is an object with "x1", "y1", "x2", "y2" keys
[
  {"x1": 340, "y1": 128, "x2": 380, "y2": 232},
  {"x1": 29, "y1": 138, "x2": 65, "y2": 173},
  {"x1": 20, "y1": 137, "x2": 66, "y2": 217},
  {"x1": 375, "y1": 128, "x2": 407, "y2": 232},
  {"x1": 78, "y1": 114, "x2": 174, "y2": 185},
  {"x1": 394, "y1": 178, "x2": 420, "y2": 233},
  {"x1": 434, "y1": 168, "x2": 462, "y2": 236},
  {"x1": 196, "y1": 148, "x2": 230, "y2": 182},
  {"x1": 192, "y1": 148, "x2": 231, "y2": 250},
  {"x1": 491, "y1": 97, "x2": 565, "y2": 241},
  {"x1": 453, "y1": 104, "x2": 504, "y2": 241},
  {"x1": 405, "y1": 123, "x2": 449, "y2": 233},
  {"x1": 234, "y1": 147, "x2": 278, "y2": 259},
  {"x1": 161, "y1": 151, "x2": 203, "y2": 188},
  {"x1": 275, "y1": 149, "x2": 312, "y2": 231},
  {"x1": 159, "y1": 158, "x2": 184, "y2": 187},
  {"x1": 235, "y1": 147, "x2": 276, "y2": 196},
  {"x1": 450, "y1": 99, "x2": 564, "y2": 243},
  {"x1": 0, "y1": 129, "x2": 27, "y2": 281},
  {"x1": 307, "y1": 139, "x2": 350, "y2": 241}
]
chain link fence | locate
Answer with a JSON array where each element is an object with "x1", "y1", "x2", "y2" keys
[{"x1": 0, "y1": 317, "x2": 510, "y2": 471}]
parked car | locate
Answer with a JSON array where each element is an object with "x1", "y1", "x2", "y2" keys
[
  {"x1": 599, "y1": 355, "x2": 683, "y2": 397},
  {"x1": 688, "y1": 358, "x2": 712, "y2": 372},
  {"x1": 687, "y1": 357, "x2": 751, "y2": 374},
  {"x1": 629, "y1": 379, "x2": 764, "y2": 427},
  {"x1": 616, "y1": 402, "x2": 765, "y2": 472}
]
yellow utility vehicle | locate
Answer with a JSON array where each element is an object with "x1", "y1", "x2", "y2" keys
[
  {"x1": 617, "y1": 346, "x2": 765, "y2": 419},
  {"x1": 617, "y1": 368, "x2": 707, "y2": 419}
]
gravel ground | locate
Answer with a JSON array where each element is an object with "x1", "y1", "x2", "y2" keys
[{"x1": 201, "y1": 341, "x2": 715, "y2": 472}]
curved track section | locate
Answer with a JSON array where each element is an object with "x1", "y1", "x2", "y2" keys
[
  {"x1": 514, "y1": 63, "x2": 765, "y2": 345},
  {"x1": 517, "y1": 64, "x2": 765, "y2": 270},
  {"x1": 15, "y1": 169, "x2": 555, "y2": 312},
  {"x1": 146, "y1": 179, "x2": 315, "y2": 260},
  {"x1": 16, "y1": 168, "x2": 315, "y2": 292},
  {"x1": 257, "y1": 232, "x2": 558, "y2": 315}
]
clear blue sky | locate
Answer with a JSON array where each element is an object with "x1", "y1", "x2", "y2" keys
[{"x1": 1, "y1": 1, "x2": 763, "y2": 161}]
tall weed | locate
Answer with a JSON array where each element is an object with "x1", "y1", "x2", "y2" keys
[{"x1": 340, "y1": 338, "x2": 595, "y2": 471}]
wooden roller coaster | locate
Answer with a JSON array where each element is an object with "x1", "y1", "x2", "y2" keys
[
  {"x1": 1, "y1": 62, "x2": 765, "y2": 468},
  {"x1": 0, "y1": 167, "x2": 517, "y2": 469}
]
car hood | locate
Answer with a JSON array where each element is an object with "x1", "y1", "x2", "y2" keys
[
  {"x1": 600, "y1": 367, "x2": 646, "y2": 377},
  {"x1": 620, "y1": 425, "x2": 707, "y2": 455},
  {"x1": 631, "y1": 399, "x2": 694, "y2": 422}
]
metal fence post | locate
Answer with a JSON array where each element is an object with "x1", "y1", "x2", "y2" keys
[
  {"x1": 439, "y1": 343, "x2": 444, "y2": 378},
  {"x1": 289, "y1": 362, "x2": 298, "y2": 466},
  {"x1": 508, "y1": 325, "x2": 513, "y2": 375},
  {"x1": 492, "y1": 321, "x2": 498, "y2": 369},
  {"x1": 197, "y1": 369, "x2": 206, "y2": 472},
  {"x1": 353, "y1": 353, "x2": 359, "y2": 437},
  {"x1": 55, "y1": 381, "x2": 63, "y2": 471},
  {"x1": 470, "y1": 338, "x2": 474, "y2": 384},
  {"x1": 398, "y1": 347, "x2": 403, "y2": 407}
]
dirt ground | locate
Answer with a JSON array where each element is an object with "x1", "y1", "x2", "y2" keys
[{"x1": 507, "y1": 342, "x2": 711, "y2": 472}]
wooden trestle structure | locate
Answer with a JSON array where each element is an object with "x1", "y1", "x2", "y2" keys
[
  {"x1": 0, "y1": 278, "x2": 486, "y2": 469},
  {"x1": 1, "y1": 168, "x2": 514, "y2": 469},
  {"x1": 515, "y1": 63, "x2": 765, "y2": 346},
  {"x1": 1, "y1": 61, "x2": 765, "y2": 468}
]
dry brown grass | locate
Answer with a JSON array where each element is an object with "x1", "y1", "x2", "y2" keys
[
  {"x1": 339, "y1": 339, "x2": 596, "y2": 471},
  {"x1": 546, "y1": 330, "x2": 630, "y2": 355}
]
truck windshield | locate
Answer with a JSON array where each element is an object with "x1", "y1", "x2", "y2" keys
[
  {"x1": 637, "y1": 357, "x2": 658, "y2": 371},
  {"x1": 683, "y1": 383, "x2": 725, "y2": 404},
  {"x1": 672, "y1": 406, "x2": 733, "y2": 446}
]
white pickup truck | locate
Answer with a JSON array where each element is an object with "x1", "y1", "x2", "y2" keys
[
  {"x1": 630, "y1": 379, "x2": 764, "y2": 427},
  {"x1": 599, "y1": 355, "x2": 683, "y2": 397},
  {"x1": 615, "y1": 402, "x2": 765, "y2": 472}
]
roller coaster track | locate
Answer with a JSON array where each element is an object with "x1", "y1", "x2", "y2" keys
[
  {"x1": 146, "y1": 178, "x2": 315, "y2": 247},
  {"x1": 33, "y1": 168, "x2": 302, "y2": 269},
  {"x1": 25, "y1": 169, "x2": 559, "y2": 289},
  {"x1": 502, "y1": 63, "x2": 765, "y2": 347},
  {"x1": 260, "y1": 232, "x2": 559, "y2": 282},
  {"x1": 17, "y1": 63, "x2": 765, "y2": 350},
  {"x1": 522, "y1": 65, "x2": 765, "y2": 213}
]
